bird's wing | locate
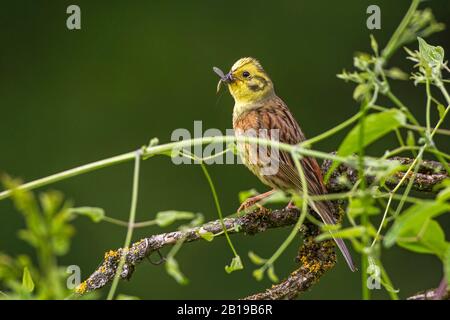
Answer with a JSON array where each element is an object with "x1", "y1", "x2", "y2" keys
[
  {"x1": 257, "y1": 97, "x2": 327, "y2": 196},
  {"x1": 259, "y1": 97, "x2": 356, "y2": 271}
]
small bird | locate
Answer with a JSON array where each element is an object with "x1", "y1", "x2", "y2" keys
[{"x1": 213, "y1": 57, "x2": 356, "y2": 272}]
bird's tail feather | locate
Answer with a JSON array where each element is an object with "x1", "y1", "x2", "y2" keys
[{"x1": 309, "y1": 200, "x2": 357, "y2": 272}]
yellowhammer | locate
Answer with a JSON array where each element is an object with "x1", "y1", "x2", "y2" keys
[{"x1": 214, "y1": 57, "x2": 356, "y2": 271}]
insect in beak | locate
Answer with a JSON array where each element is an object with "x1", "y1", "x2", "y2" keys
[{"x1": 213, "y1": 66, "x2": 233, "y2": 93}]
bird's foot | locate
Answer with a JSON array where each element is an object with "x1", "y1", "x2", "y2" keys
[
  {"x1": 237, "y1": 189, "x2": 275, "y2": 213},
  {"x1": 237, "y1": 197, "x2": 264, "y2": 213},
  {"x1": 285, "y1": 200, "x2": 297, "y2": 210}
]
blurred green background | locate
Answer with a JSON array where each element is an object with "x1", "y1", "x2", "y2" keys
[{"x1": 1, "y1": 0, "x2": 449, "y2": 299}]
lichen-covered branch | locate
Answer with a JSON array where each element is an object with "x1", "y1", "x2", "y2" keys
[
  {"x1": 244, "y1": 220, "x2": 336, "y2": 300},
  {"x1": 323, "y1": 156, "x2": 448, "y2": 193},
  {"x1": 407, "y1": 289, "x2": 450, "y2": 300},
  {"x1": 75, "y1": 207, "x2": 301, "y2": 295},
  {"x1": 76, "y1": 156, "x2": 448, "y2": 298}
]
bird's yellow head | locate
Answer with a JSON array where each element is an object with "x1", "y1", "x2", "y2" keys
[{"x1": 214, "y1": 57, "x2": 274, "y2": 104}]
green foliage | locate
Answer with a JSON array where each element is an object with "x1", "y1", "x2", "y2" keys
[
  {"x1": 0, "y1": 177, "x2": 75, "y2": 299},
  {"x1": 155, "y1": 211, "x2": 196, "y2": 227},
  {"x1": 22, "y1": 267, "x2": 34, "y2": 293},
  {"x1": 326, "y1": 110, "x2": 406, "y2": 178},
  {"x1": 165, "y1": 257, "x2": 189, "y2": 285},
  {"x1": 248, "y1": 251, "x2": 266, "y2": 265},
  {"x1": 384, "y1": 201, "x2": 450, "y2": 250},
  {"x1": 197, "y1": 229, "x2": 215, "y2": 242},
  {"x1": 225, "y1": 256, "x2": 243, "y2": 274},
  {"x1": 116, "y1": 294, "x2": 140, "y2": 300},
  {"x1": 70, "y1": 207, "x2": 105, "y2": 223},
  {"x1": 347, "y1": 197, "x2": 380, "y2": 220},
  {"x1": 267, "y1": 265, "x2": 279, "y2": 283},
  {"x1": 339, "y1": 110, "x2": 406, "y2": 156},
  {"x1": 251, "y1": 263, "x2": 279, "y2": 283},
  {"x1": 326, "y1": 2, "x2": 450, "y2": 299}
]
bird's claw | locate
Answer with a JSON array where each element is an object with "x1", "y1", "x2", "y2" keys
[
  {"x1": 285, "y1": 200, "x2": 297, "y2": 210},
  {"x1": 237, "y1": 198, "x2": 257, "y2": 213}
]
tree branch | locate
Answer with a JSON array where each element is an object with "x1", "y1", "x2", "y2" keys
[
  {"x1": 75, "y1": 156, "x2": 448, "y2": 298},
  {"x1": 407, "y1": 289, "x2": 449, "y2": 300},
  {"x1": 407, "y1": 279, "x2": 450, "y2": 301},
  {"x1": 75, "y1": 207, "x2": 301, "y2": 295},
  {"x1": 323, "y1": 156, "x2": 448, "y2": 193}
]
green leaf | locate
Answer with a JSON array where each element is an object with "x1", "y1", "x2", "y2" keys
[
  {"x1": 165, "y1": 257, "x2": 189, "y2": 285},
  {"x1": 238, "y1": 189, "x2": 258, "y2": 204},
  {"x1": 370, "y1": 34, "x2": 379, "y2": 55},
  {"x1": 197, "y1": 229, "x2": 214, "y2": 242},
  {"x1": 22, "y1": 267, "x2": 34, "y2": 293},
  {"x1": 155, "y1": 211, "x2": 196, "y2": 227},
  {"x1": 148, "y1": 137, "x2": 159, "y2": 147},
  {"x1": 384, "y1": 202, "x2": 450, "y2": 248},
  {"x1": 437, "y1": 104, "x2": 446, "y2": 119},
  {"x1": 225, "y1": 255, "x2": 243, "y2": 274},
  {"x1": 17, "y1": 229, "x2": 39, "y2": 248},
  {"x1": 437, "y1": 184, "x2": 450, "y2": 202},
  {"x1": 70, "y1": 207, "x2": 105, "y2": 223},
  {"x1": 320, "y1": 223, "x2": 341, "y2": 232},
  {"x1": 339, "y1": 110, "x2": 406, "y2": 156},
  {"x1": 267, "y1": 265, "x2": 279, "y2": 283},
  {"x1": 354, "y1": 52, "x2": 371, "y2": 70},
  {"x1": 40, "y1": 191, "x2": 64, "y2": 217},
  {"x1": 116, "y1": 294, "x2": 140, "y2": 300},
  {"x1": 267, "y1": 266, "x2": 280, "y2": 283},
  {"x1": 252, "y1": 268, "x2": 264, "y2": 281},
  {"x1": 418, "y1": 37, "x2": 445, "y2": 68},
  {"x1": 385, "y1": 67, "x2": 409, "y2": 80},
  {"x1": 397, "y1": 220, "x2": 448, "y2": 258},
  {"x1": 248, "y1": 251, "x2": 266, "y2": 265},
  {"x1": 347, "y1": 198, "x2": 380, "y2": 220},
  {"x1": 326, "y1": 110, "x2": 406, "y2": 181},
  {"x1": 353, "y1": 83, "x2": 370, "y2": 101},
  {"x1": 316, "y1": 226, "x2": 366, "y2": 242},
  {"x1": 406, "y1": 130, "x2": 416, "y2": 147},
  {"x1": 292, "y1": 194, "x2": 305, "y2": 208}
]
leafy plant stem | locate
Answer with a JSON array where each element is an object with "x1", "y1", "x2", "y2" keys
[
  {"x1": 382, "y1": 0, "x2": 421, "y2": 60},
  {"x1": 200, "y1": 163, "x2": 239, "y2": 258},
  {"x1": 300, "y1": 111, "x2": 363, "y2": 146},
  {"x1": 426, "y1": 77, "x2": 432, "y2": 136},
  {"x1": 375, "y1": 258, "x2": 399, "y2": 300},
  {"x1": 371, "y1": 147, "x2": 425, "y2": 249},
  {"x1": 386, "y1": 91, "x2": 421, "y2": 127},
  {"x1": 0, "y1": 136, "x2": 358, "y2": 203},
  {"x1": 102, "y1": 216, "x2": 158, "y2": 228},
  {"x1": 107, "y1": 150, "x2": 141, "y2": 300},
  {"x1": 358, "y1": 96, "x2": 372, "y2": 300},
  {"x1": 258, "y1": 152, "x2": 309, "y2": 273}
]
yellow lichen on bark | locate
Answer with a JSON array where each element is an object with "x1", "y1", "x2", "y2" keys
[
  {"x1": 104, "y1": 250, "x2": 119, "y2": 260},
  {"x1": 75, "y1": 281, "x2": 87, "y2": 295}
]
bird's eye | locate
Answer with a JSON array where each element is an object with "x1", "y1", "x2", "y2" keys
[{"x1": 242, "y1": 71, "x2": 250, "y2": 78}]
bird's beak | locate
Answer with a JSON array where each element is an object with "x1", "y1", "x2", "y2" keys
[{"x1": 213, "y1": 66, "x2": 233, "y2": 93}]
